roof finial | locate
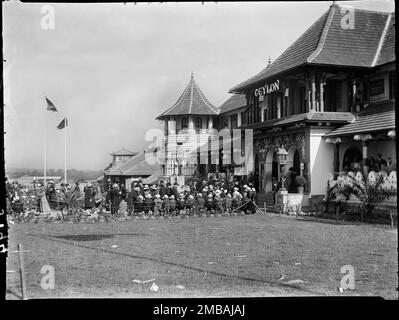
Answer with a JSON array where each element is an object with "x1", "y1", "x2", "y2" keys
[
  {"x1": 268, "y1": 56, "x2": 271, "y2": 66},
  {"x1": 191, "y1": 71, "x2": 194, "y2": 79}
]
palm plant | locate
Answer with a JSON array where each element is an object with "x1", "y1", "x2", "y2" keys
[
  {"x1": 58, "y1": 189, "x2": 84, "y2": 221},
  {"x1": 325, "y1": 177, "x2": 352, "y2": 222},
  {"x1": 329, "y1": 172, "x2": 396, "y2": 223},
  {"x1": 347, "y1": 173, "x2": 396, "y2": 223}
]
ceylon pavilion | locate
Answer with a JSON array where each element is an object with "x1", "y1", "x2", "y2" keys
[{"x1": 109, "y1": 4, "x2": 396, "y2": 210}]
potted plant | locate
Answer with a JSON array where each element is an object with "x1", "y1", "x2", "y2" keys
[{"x1": 295, "y1": 176, "x2": 307, "y2": 194}]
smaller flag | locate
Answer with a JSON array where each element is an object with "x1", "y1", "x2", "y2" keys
[
  {"x1": 45, "y1": 97, "x2": 58, "y2": 112},
  {"x1": 57, "y1": 117, "x2": 68, "y2": 129}
]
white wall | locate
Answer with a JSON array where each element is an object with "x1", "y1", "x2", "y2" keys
[{"x1": 309, "y1": 128, "x2": 335, "y2": 196}]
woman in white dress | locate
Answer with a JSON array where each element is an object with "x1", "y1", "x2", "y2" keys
[{"x1": 39, "y1": 185, "x2": 51, "y2": 213}]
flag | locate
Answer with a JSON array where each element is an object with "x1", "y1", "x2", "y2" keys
[
  {"x1": 45, "y1": 97, "x2": 58, "y2": 112},
  {"x1": 57, "y1": 117, "x2": 68, "y2": 129}
]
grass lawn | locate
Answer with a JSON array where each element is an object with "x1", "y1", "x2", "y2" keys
[{"x1": 6, "y1": 214, "x2": 398, "y2": 299}]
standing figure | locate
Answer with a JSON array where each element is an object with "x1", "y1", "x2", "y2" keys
[
  {"x1": 108, "y1": 184, "x2": 121, "y2": 215},
  {"x1": 169, "y1": 195, "x2": 177, "y2": 216},
  {"x1": 153, "y1": 194, "x2": 162, "y2": 216},
  {"x1": 84, "y1": 183, "x2": 95, "y2": 210},
  {"x1": 163, "y1": 195, "x2": 170, "y2": 216},
  {"x1": 39, "y1": 185, "x2": 51, "y2": 213}
]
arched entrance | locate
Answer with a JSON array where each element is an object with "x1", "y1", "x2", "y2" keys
[
  {"x1": 342, "y1": 146, "x2": 362, "y2": 171},
  {"x1": 265, "y1": 148, "x2": 279, "y2": 193},
  {"x1": 255, "y1": 150, "x2": 267, "y2": 192}
]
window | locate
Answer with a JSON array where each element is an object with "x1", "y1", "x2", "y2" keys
[
  {"x1": 223, "y1": 117, "x2": 229, "y2": 128},
  {"x1": 231, "y1": 114, "x2": 238, "y2": 129},
  {"x1": 389, "y1": 70, "x2": 396, "y2": 100},
  {"x1": 181, "y1": 117, "x2": 188, "y2": 129},
  {"x1": 195, "y1": 117, "x2": 202, "y2": 130},
  {"x1": 241, "y1": 111, "x2": 247, "y2": 126},
  {"x1": 370, "y1": 79, "x2": 385, "y2": 96},
  {"x1": 369, "y1": 73, "x2": 388, "y2": 102}
]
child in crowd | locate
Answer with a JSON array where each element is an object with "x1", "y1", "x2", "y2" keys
[
  {"x1": 169, "y1": 195, "x2": 177, "y2": 215},
  {"x1": 153, "y1": 194, "x2": 162, "y2": 216},
  {"x1": 163, "y1": 195, "x2": 170, "y2": 216}
]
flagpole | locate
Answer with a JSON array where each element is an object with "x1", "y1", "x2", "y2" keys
[
  {"x1": 44, "y1": 114, "x2": 47, "y2": 188},
  {"x1": 64, "y1": 118, "x2": 67, "y2": 185}
]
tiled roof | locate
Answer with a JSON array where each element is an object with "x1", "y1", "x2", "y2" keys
[
  {"x1": 142, "y1": 170, "x2": 161, "y2": 184},
  {"x1": 230, "y1": 5, "x2": 394, "y2": 93},
  {"x1": 324, "y1": 102, "x2": 395, "y2": 137},
  {"x1": 105, "y1": 153, "x2": 144, "y2": 175},
  {"x1": 219, "y1": 94, "x2": 247, "y2": 114},
  {"x1": 157, "y1": 74, "x2": 218, "y2": 119},
  {"x1": 376, "y1": 15, "x2": 395, "y2": 66},
  {"x1": 106, "y1": 152, "x2": 159, "y2": 176},
  {"x1": 240, "y1": 111, "x2": 354, "y2": 129},
  {"x1": 110, "y1": 147, "x2": 137, "y2": 156}
]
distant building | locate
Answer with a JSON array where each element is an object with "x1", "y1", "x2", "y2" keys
[{"x1": 103, "y1": 148, "x2": 160, "y2": 189}]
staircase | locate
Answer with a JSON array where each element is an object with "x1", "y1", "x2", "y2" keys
[{"x1": 256, "y1": 192, "x2": 275, "y2": 213}]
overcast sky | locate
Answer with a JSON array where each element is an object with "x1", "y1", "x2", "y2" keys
[{"x1": 3, "y1": 1, "x2": 395, "y2": 171}]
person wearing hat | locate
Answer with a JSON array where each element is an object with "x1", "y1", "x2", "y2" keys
[
  {"x1": 46, "y1": 180, "x2": 57, "y2": 210},
  {"x1": 144, "y1": 193, "x2": 154, "y2": 215},
  {"x1": 153, "y1": 194, "x2": 162, "y2": 216},
  {"x1": 197, "y1": 193, "x2": 205, "y2": 214},
  {"x1": 136, "y1": 194, "x2": 144, "y2": 213},
  {"x1": 108, "y1": 183, "x2": 121, "y2": 216},
  {"x1": 177, "y1": 193, "x2": 186, "y2": 214},
  {"x1": 225, "y1": 193, "x2": 233, "y2": 213},
  {"x1": 206, "y1": 194, "x2": 214, "y2": 212},
  {"x1": 150, "y1": 185, "x2": 157, "y2": 198},
  {"x1": 186, "y1": 194, "x2": 195, "y2": 215},
  {"x1": 169, "y1": 195, "x2": 177, "y2": 216},
  {"x1": 159, "y1": 180, "x2": 166, "y2": 198},
  {"x1": 172, "y1": 183, "x2": 179, "y2": 199},
  {"x1": 84, "y1": 182, "x2": 95, "y2": 210},
  {"x1": 162, "y1": 195, "x2": 170, "y2": 216},
  {"x1": 127, "y1": 185, "x2": 139, "y2": 215},
  {"x1": 214, "y1": 192, "x2": 223, "y2": 214}
]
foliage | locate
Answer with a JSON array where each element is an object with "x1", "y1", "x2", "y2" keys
[
  {"x1": 295, "y1": 176, "x2": 307, "y2": 187},
  {"x1": 58, "y1": 189, "x2": 84, "y2": 220},
  {"x1": 327, "y1": 172, "x2": 396, "y2": 222}
]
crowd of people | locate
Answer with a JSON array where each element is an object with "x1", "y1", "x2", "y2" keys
[
  {"x1": 343, "y1": 153, "x2": 395, "y2": 173},
  {"x1": 6, "y1": 172, "x2": 260, "y2": 217},
  {"x1": 103, "y1": 174, "x2": 259, "y2": 217}
]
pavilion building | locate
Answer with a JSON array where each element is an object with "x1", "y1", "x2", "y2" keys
[
  {"x1": 227, "y1": 4, "x2": 396, "y2": 208},
  {"x1": 156, "y1": 73, "x2": 220, "y2": 185}
]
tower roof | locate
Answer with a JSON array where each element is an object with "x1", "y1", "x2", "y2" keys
[
  {"x1": 110, "y1": 147, "x2": 137, "y2": 156},
  {"x1": 156, "y1": 74, "x2": 219, "y2": 119},
  {"x1": 230, "y1": 5, "x2": 395, "y2": 93}
]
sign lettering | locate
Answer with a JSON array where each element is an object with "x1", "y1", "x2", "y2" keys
[{"x1": 254, "y1": 80, "x2": 280, "y2": 96}]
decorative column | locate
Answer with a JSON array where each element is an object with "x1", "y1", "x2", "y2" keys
[
  {"x1": 188, "y1": 116, "x2": 194, "y2": 132},
  {"x1": 354, "y1": 134, "x2": 372, "y2": 176},
  {"x1": 208, "y1": 116, "x2": 213, "y2": 130},
  {"x1": 311, "y1": 73, "x2": 316, "y2": 111},
  {"x1": 319, "y1": 75, "x2": 325, "y2": 112},
  {"x1": 326, "y1": 137, "x2": 342, "y2": 178}
]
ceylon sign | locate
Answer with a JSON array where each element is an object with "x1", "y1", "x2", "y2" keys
[{"x1": 254, "y1": 80, "x2": 280, "y2": 96}]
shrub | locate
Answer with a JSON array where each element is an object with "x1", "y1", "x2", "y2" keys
[{"x1": 295, "y1": 176, "x2": 307, "y2": 187}]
